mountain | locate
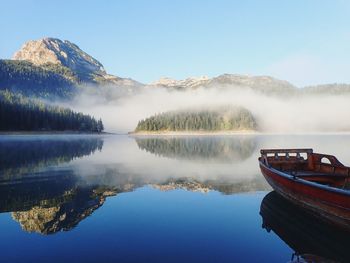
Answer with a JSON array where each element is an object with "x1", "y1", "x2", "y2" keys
[
  {"x1": 5, "y1": 37, "x2": 350, "y2": 100},
  {"x1": 151, "y1": 76, "x2": 210, "y2": 89},
  {"x1": 0, "y1": 37, "x2": 141, "y2": 99},
  {"x1": 206, "y1": 74, "x2": 297, "y2": 95},
  {"x1": 150, "y1": 74, "x2": 350, "y2": 97},
  {"x1": 302, "y1": 83, "x2": 350, "y2": 95},
  {"x1": 150, "y1": 74, "x2": 297, "y2": 95},
  {"x1": 13, "y1": 38, "x2": 105, "y2": 81},
  {"x1": 13, "y1": 37, "x2": 142, "y2": 87}
]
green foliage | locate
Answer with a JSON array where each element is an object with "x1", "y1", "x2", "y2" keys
[
  {"x1": 0, "y1": 60, "x2": 78, "y2": 99},
  {"x1": 135, "y1": 106, "x2": 257, "y2": 132},
  {"x1": 0, "y1": 90, "x2": 104, "y2": 132},
  {"x1": 40, "y1": 62, "x2": 79, "y2": 82}
]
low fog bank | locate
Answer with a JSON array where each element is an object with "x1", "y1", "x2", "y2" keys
[{"x1": 66, "y1": 85, "x2": 350, "y2": 133}]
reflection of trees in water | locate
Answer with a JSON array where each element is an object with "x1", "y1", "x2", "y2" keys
[
  {"x1": 260, "y1": 191, "x2": 350, "y2": 263},
  {"x1": 0, "y1": 170, "x2": 78, "y2": 213},
  {"x1": 0, "y1": 167, "x2": 268, "y2": 235},
  {"x1": 0, "y1": 137, "x2": 103, "y2": 179},
  {"x1": 135, "y1": 136, "x2": 256, "y2": 162},
  {"x1": 0, "y1": 168, "x2": 142, "y2": 235},
  {"x1": 0, "y1": 173, "x2": 126, "y2": 235},
  {"x1": 0, "y1": 134, "x2": 259, "y2": 235}
]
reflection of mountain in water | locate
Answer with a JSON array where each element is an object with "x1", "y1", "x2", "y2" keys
[
  {"x1": 0, "y1": 171, "x2": 138, "y2": 235},
  {"x1": 1, "y1": 171, "x2": 268, "y2": 235},
  {"x1": 135, "y1": 136, "x2": 256, "y2": 162},
  {"x1": 0, "y1": 135, "x2": 266, "y2": 235},
  {"x1": 0, "y1": 136, "x2": 103, "y2": 179},
  {"x1": 152, "y1": 177, "x2": 270, "y2": 194},
  {"x1": 12, "y1": 186, "x2": 116, "y2": 235},
  {"x1": 260, "y1": 191, "x2": 350, "y2": 263}
]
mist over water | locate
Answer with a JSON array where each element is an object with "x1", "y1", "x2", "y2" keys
[{"x1": 68, "y1": 85, "x2": 350, "y2": 133}]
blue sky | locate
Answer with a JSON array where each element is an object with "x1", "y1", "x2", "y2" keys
[{"x1": 0, "y1": 0, "x2": 349, "y2": 86}]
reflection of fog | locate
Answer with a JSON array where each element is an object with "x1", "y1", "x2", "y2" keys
[
  {"x1": 0, "y1": 169, "x2": 269, "y2": 235},
  {"x1": 260, "y1": 191, "x2": 350, "y2": 262},
  {"x1": 0, "y1": 134, "x2": 267, "y2": 235},
  {"x1": 135, "y1": 136, "x2": 256, "y2": 163}
]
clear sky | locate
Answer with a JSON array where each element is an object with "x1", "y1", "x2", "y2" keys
[{"x1": 0, "y1": 0, "x2": 349, "y2": 86}]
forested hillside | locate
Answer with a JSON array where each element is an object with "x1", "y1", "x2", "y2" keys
[
  {"x1": 0, "y1": 60, "x2": 77, "y2": 99},
  {"x1": 0, "y1": 90, "x2": 103, "y2": 132},
  {"x1": 135, "y1": 106, "x2": 257, "y2": 132}
]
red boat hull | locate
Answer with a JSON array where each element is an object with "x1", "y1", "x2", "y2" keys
[{"x1": 259, "y1": 161, "x2": 350, "y2": 229}]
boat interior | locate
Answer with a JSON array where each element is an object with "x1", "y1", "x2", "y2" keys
[{"x1": 259, "y1": 149, "x2": 350, "y2": 188}]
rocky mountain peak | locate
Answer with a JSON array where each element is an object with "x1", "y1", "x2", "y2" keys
[
  {"x1": 151, "y1": 76, "x2": 210, "y2": 89},
  {"x1": 13, "y1": 37, "x2": 106, "y2": 80},
  {"x1": 11, "y1": 37, "x2": 143, "y2": 87}
]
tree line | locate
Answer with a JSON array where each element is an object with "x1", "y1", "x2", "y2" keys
[
  {"x1": 0, "y1": 90, "x2": 104, "y2": 132},
  {"x1": 135, "y1": 107, "x2": 257, "y2": 132},
  {"x1": 0, "y1": 60, "x2": 77, "y2": 99}
]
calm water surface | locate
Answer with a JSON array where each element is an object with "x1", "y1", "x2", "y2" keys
[{"x1": 0, "y1": 134, "x2": 349, "y2": 263}]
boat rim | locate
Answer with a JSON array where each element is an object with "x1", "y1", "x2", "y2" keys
[{"x1": 259, "y1": 159, "x2": 350, "y2": 197}]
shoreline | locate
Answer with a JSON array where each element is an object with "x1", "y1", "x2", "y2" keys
[
  {"x1": 129, "y1": 131, "x2": 350, "y2": 136},
  {"x1": 129, "y1": 130, "x2": 258, "y2": 136},
  {"x1": 0, "y1": 131, "x2": 113, "y2": 135},
  {"x1": 3, "y1": 130, "x2": 350, "y2": 136}
]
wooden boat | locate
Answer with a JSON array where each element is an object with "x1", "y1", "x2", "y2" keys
[{"x1": 259, "y1": 148, "x2": 350, "y2": 229}]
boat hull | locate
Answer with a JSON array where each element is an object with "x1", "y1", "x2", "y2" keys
[{"x1": 259, "y1": 161, "x2": 350, "y2": 229}]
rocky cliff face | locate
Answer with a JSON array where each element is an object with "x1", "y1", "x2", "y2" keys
[
  {"x1": 12, "y1": 37, "x2": 141, "y2": 87},
  {"x1": 13, "y1": 38, "x2": 105, "y2": 80}
]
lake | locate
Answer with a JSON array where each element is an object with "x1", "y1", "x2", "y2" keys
[{"x1": 0, "y1": 134, "x2": 350, "y2": 263}]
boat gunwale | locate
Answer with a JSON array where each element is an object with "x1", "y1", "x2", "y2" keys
[{"x1": 259, "y1": 159, "x2": 350, "y2": 197}]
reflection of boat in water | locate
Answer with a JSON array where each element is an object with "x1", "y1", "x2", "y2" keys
[
  {"x1": 260, "y1": 191, "x2": 350, "y2": 263},
  {"x1": 259, "y1": 148, "x2": 350, "y2": 228}
]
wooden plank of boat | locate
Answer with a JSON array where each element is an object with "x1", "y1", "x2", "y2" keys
[{"x1": 258, "y1": 148, "x2": 350, "y2": 229}]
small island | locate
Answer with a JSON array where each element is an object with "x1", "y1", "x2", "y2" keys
[{"x1": 133, "y1": 106, "x2": 257, "y2": 135}]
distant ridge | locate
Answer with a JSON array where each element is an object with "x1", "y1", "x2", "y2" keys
[
  {"x1": 2, "y1": 37, "x2": 350, "y2": 101},
  {"x1": 149, "y1": 74, "x2": 297, "y2": 95}
]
